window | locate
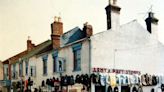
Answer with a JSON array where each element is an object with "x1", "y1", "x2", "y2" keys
[
  {"x1": 57, "y1": 57, "x2": 66, "y2": 72},
  {"x1": 25, "y1": 61, "x2": 28, "y2": 75},
  {"x1": 13, "y1": 64, "x2": 16, "y2": 78},
  {"x1": 4, "y1": 64, "x2": 9, "y2": 80},
  {"x1": 73, "y1": 49, "x2": 81, "y2": 71},
  {"x1": 42, "y1": 55, "x2": 48, "y2": 75},
  {"x1": 19, "y1": 62, "x2": 23, "y2": 77},
  {"x1": 52, "y1": 51, "x2": 58, "y2": 73},
  {"x1": 72, "y1": 43, "x2": 82, "y2": 71},
  {"x1": 6, "y1": 67, "x2": 8, "y2": 76},
  {"x1": 30, "y1": 66, "x2": 36, "y2": 77},
  {"x1": 53, "y1": 56, "x2": 57, "y2": 73},
  {"x1": 43, "y1": 61, "x2": 47, "y2": 75}
]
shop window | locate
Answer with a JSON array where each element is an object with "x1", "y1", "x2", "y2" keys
[{"x1": 72, "y1": 43, "x2": 82, "y2": 71}]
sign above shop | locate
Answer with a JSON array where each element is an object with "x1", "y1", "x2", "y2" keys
[{"x1": 92, "y1": 68, "x2": 141, "y2": 75}]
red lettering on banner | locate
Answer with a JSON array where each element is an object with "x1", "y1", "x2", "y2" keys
[{"x1": 92, "y1": 68, "x2": 140, "y2": 75}]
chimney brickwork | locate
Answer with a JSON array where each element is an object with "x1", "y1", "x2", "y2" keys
[
  {"x1": 51, "y1": 16, "x2": 63, "y2": 49},
  {"x1": 27, "y1": 36, "x2": 35, "y2": 51}
]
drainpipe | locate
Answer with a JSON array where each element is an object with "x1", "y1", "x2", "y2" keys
[{"x1": 88, "y1": 38, "x2": 92, "y2": 74}]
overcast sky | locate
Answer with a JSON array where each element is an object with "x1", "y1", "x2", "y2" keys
[{"x1": 0, "y1": 0, "x2": 164, "y2": 61}]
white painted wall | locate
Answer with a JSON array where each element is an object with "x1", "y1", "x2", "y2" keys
[
  {"x1": 30, "y1": 40, "x2": 90, "y2": 87},
  {"x1": 91, "y1": 20, "x2": 164, "y2": 75}
]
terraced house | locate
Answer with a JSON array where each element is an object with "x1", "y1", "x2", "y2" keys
[
  {"x1": 2, "y1": 0, "x2": 164, "y2": 92},
  {"x1": 2, "y1": 15, "x2": 92, "y2": 91}
]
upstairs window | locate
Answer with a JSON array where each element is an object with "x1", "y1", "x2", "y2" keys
[
  {"x1": 52, "y1": 51, "x2": 58, "y2": 73},
  {"x1": 19, "y1": 62, "x2": 23, "y2": 77},
  {"x1": 72, "y1": 43, "x2": 82, "y2": 71},
  {"x1": 4, "y1": 64, "x2": 9, "y2": 80},
  {"x1": 25, "y1": 61, "x2": 28, "y2": 76},
  {"x1": 12, "y1": 64, "x2": 16, "y2": 79},
  {"x1": 43, "y1": 61, "x2": 47, "y2": 75},
  {"x1": 56, "y1": 57, "x2": 66, "y2": 72},
  {"x1": 42, "y1": 55, "x2": 48, "y2": 75},
  {"x1": 30, "y1": 66, "x2": 36, "y2": 77}
]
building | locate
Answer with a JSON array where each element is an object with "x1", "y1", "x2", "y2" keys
[
  {"x1": 5, "y1": 17, "x2": 92, "y2": 91},
  {"x1": 90, "y1": 0, "x2": 164, "y2": 92},
  {"x1": 2, "y1": 0, "x2": 164, "y2": 92}
]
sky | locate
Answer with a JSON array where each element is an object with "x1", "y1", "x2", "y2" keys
[{"x1": 0, "y1": 0, "x2": 164, "y2": 61}]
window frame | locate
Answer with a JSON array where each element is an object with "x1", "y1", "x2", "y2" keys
[
  {"x1": 42, "y1": 55, "x2": 48, "y2": 75},
  {"x1": 72, "y1": 43, "x2": 82, "y2": 71}
]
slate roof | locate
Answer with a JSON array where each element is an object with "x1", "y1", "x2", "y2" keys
[
  {"x1": 36, "y1": 27, "x2": 88, "y2": 55},
  {"x1": 61, "y1": 27, "x2": 86, "y2": 46}
]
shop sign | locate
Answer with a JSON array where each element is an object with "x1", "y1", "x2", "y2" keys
[{"x1": 92, "y1": 68, "x2": 141, "y2": 75}]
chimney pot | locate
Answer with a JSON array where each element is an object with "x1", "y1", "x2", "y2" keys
[
  {"x1": 58, "y1": 17, "x2": 62, "y2": 22},
  {"x1": 54, "y1": 16, "x2": 58, "y2": 22},
  {"x1": 149, "y1": 12, "x2": 154, "y2": 18}
]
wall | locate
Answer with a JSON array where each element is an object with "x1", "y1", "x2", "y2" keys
[
  {"x1": 32, "y1": 40, "x2": 90, "y2": 87},
  {"x1": 90, "y1": 20, "x2": 164, "y2": 75}
]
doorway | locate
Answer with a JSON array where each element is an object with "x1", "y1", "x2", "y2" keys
[
  {"x1": 121, "y1": 86, "x2": 130, "y2": 92},
  {"x1": 95, "y1": 86, "x2": 105, "y2": 92}
]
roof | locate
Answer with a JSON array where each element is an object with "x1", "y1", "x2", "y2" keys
[
  {"x1": 36, "y1": 27, "x2": 88, "y2": 56},
  {"x1": 4, "y1": 40, "x2": 51, "y2": 64},
  {"x1": 3, "y1": 50, "x2": 28, "y2": 64},
  {"x1": 17, "y1": 40, "x2": 51, "y2": 62},
  {"x1": 4, "y1": 26, "x2": 88, "y2": 64},
  {"x1": 61, "y1": 27, "x2": 86, "y2": 46}
]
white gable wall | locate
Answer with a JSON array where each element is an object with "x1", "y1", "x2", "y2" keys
[{"x1": 90, "y1": 20, "x2": 164, "y2": 75}]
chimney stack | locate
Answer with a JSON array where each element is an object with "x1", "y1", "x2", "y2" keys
[
  {"x1": 27, "y1": 36, "x2": 35, "y2": 51},
  {"x1": 51, "y1": 16, "x2": 63, "y2": 49},
  {"x1": 105, "y1": 0, "x2": 121, "y2": 30},
  {"x1": 145, "y1": 12, "x2": 159, "y2": 39},
  {"x1": 83, "y1": 22, "x2": 93, "y2": 37}
]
